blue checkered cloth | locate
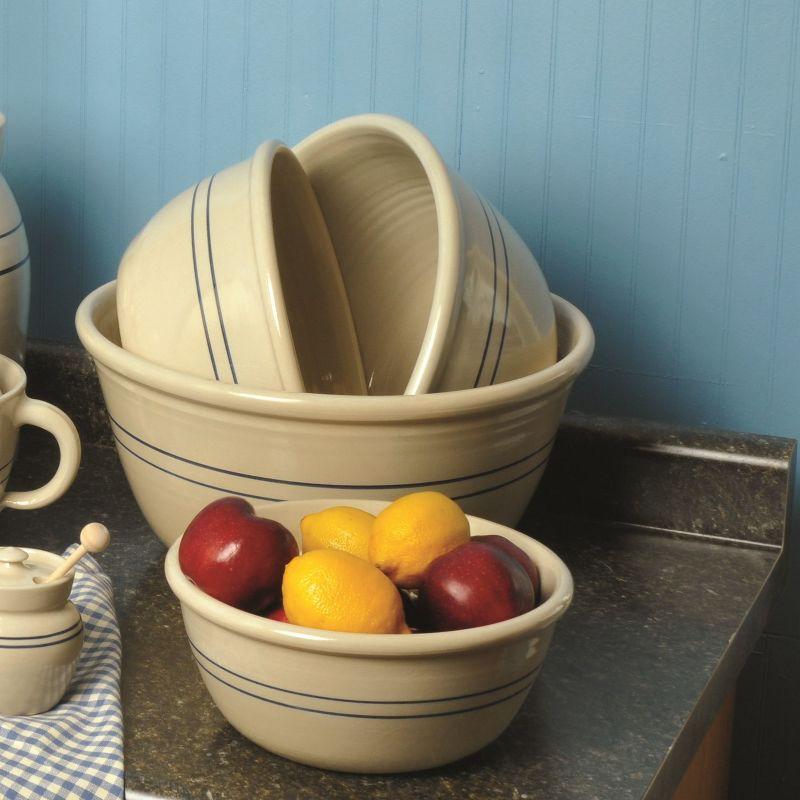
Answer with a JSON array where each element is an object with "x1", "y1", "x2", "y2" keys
[{"x1": 0, "y1": 547, "x2": 124, "y2": 799}]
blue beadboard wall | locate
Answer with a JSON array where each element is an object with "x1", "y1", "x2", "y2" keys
[{"x1": 0, "y1": 0, "x2": 798, "y2": 441}]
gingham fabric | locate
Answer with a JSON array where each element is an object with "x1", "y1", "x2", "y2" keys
[{"x1": 0, "y1": 547, "x2": 124, "y2": 800}]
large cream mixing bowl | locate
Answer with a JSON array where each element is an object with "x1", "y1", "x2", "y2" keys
[{"x1": 76, "y1": 281, "x2": 593, "y2": 547}]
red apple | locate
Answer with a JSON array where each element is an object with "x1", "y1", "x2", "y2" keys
[
  {"x1": 179, "y1": 497, "x2": 298, "y2": 612},
  {"x1": 472, "y1": 534, "x2": 540, "y2": 604},
  {"x1": 418, "y1": 541, "x2": 535, "y2": 631},
  {"x1": 266, "y1": 606, "x2": 289, "y2": 623}
]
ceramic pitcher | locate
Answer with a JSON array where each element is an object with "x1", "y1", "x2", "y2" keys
[{"x1": 0, "y1": 112, "x2": 30, "y2": 364}]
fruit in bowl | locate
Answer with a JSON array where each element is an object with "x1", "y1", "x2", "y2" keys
[
  {"x1": 417, "y1": 540, "x2": 536, "y2": 631},
  {"x1": 178, "y1": 491, "x2": 539, "y2": 634},
  {"x1": 178, "y1": 497, "x2": 298, "y2": 612}
]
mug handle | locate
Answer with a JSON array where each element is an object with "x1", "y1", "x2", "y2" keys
[{"x1": 2, "y1": 397, "x2": 81, "y2": 510}]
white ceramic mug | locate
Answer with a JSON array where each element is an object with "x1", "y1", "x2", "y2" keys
[{"x1": 0, "y1": 354, "x2": 80, "y2": 510}]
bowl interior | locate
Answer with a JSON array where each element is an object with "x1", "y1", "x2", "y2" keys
[
  {"x1": 266, "y1": 148, "x2": 367, "y2": 396},
  {"x1": 296, "y1": 126, "x2": 446, "y2": 396}
]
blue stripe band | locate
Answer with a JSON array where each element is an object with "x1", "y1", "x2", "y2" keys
[
  {"x1": 0, "y1": 625, "x2": 83, "y2": 649},
  {"x1": 0, "y1": 620, "x2": 81, "y2": 641},
  {"x1": 0, "y1": 252, "x2": 30, "y2": 278},
  {"x1": 205, "y1": 173, "x2": 238, "y2": 384},
  {"x1": 0, "y1": 219, "x2": 23, "y2": 240},
  {"x1": 113, "y1": 427, "x2": 548, "y2": 503},
  {"x1": 109, "y1": 413, "x2": 555, "y2": 491},
  {"x1": 488, "y1": 203, "x2": 511, "y2": 385},
  {"x1": 473, "y1": 195, "x2": 499, "y2": 388},
  {"x1": 194, "y1": 655, "x2": 536, "y2": 720},
  {"x1": 112, "y1": 434, "x2": 282, "y2": 502},
  {"x1": 189, "y1": 638, "x2": 538, "y2": 705},
  {"x1": 191, "y1": 180, "x2": 219, "y2": 381}
]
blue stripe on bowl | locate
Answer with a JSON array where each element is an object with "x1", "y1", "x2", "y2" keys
[
  {"x1": 205, "y1": 173, "x2": 238, "y2": 385},
  {"x1": 0, "y1": 620, "x2": 81, "y2": 641},
  {"x1": 0, "y1": 252, "x2": 30, "y2": 278},
  {"x1": 189, "y1": 638, "x2": 539, "y2": 705},
  {"x1": 112, "y1": 434, "x2": 282, "y2": 502},
  {"x1": 488, "y1": 203, "x2": 510, "y2": 386},
  {"x1": 0, "y1": 625, "x2": 83, "y2": 650},
  {"x1": 190, "y1": 180, "x2": 220, "y2": 381},
  {"x1": 0, "y1": 219, "x2": 23, "y2": 241},
  {"x1": 194, "y1": 654, "x2": 536, "y2": 720},
  {"x1": 473, "y1": 194, "x2": 499, "y2": 389},
  {"x1": 109, "y1": 413, "x2": 555, "y2": 491},
  {"x1": 453, "y1": 454, "x2": 549, "y2": 501},
  {"x1": 113, "y1": 427, "x2": 550, "y2": 503}
]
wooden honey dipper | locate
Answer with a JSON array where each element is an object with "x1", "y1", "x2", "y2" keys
[{"x1": 42, "y1": 522, "x2": 111, "y2": 584}]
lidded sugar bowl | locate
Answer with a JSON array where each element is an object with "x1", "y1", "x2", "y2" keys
[{"x1": 0, "y1": 546, "x2": 84, "y2": 715}]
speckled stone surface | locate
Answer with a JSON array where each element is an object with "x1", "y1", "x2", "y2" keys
[
  {"x1": 533, "y1": 412, "x2": 795, "y2": 547},
  {"x1": 3, "y1": 416, "x2": 791, "y2": 800}
]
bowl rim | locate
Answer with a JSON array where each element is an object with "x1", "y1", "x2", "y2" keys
[
  {"x1": 76, "y1": 281, "x2": 594, "y2": 422},
  {"x1": 164, "y1": 500, "x2": 574, "y2": 657},
  {"x1": 251, "y1": 141, "x2": 367, "y2": 395},
  {"x1": 294, "y1": 113, "x2": 464, "y2": 397}
]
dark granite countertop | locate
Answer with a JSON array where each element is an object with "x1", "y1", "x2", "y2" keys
[{"x1": 4, "y1": 407, "x2": 793, "y2": 800}]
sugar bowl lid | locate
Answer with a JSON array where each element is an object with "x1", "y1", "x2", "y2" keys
[
  {"x1": 0, "y1": 547, "x2": 74, "y2": 611},
  {"x1": 0, "y1": 547, "x2": 53, "y2": 585}
]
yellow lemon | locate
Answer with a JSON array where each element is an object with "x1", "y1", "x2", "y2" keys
[
  {"x1": 300, "y1": 506, "x2": 374, "y2": 561},
  {"x1": 369, "y1": 491, "x2": 470, "y2": 588},
  {"x1": 282, "y1": 549, "x2": 409, "y2": 634}
]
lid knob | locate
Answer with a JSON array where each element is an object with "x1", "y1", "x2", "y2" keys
[
  {"x1": 0, "y1": 547, "x2": 28, "y2": 565},
  {"x1": 0, "y1": 546, "x2": 31, "y2": 579}
]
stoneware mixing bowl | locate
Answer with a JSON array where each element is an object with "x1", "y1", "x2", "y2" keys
[
  {"x1": 294, "y1": 114, "x2": 557, "y2": 395},
  {"x1": 165, "y1": 498, "x2": 574, "y2": 773},
  {"x1": 117, "y1": 140, "x2": 366, "y2": 395},
  {"x1": 0, "y1": 112, "x2": 31, "y2": 364},
  {"x1": 76, "y1": 281, "x2": 592, "y2": 547}
]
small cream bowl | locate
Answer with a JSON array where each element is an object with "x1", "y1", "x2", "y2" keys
[{"x1": 164, "y1": 498, "x2": 573, "y2": 773}]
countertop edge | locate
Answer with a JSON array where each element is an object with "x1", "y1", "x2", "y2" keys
[{"x1": 643, "y1": 549, "x2": 787, "y2": 800}]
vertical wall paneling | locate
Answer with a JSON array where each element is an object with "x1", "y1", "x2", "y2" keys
[
  {"x1": 329, "y1": 0, "x2": 376, "y2": 120},
  {"x1": 203, "y1": 0, "x2": 248, "y2": 172},
  {"x1": 243, "y1": 0, "x2": 290, "y2": 155},
  {"x1": 373, "y1": 0, "x2": 418, "y2": 120},
  {"x1": 0, "y1": 0, "x2": 796, "y2": 441},
  {"x1": 770, "y1": 1, "x2": 800, "y2": 432},
  {"x1": 82, "y1": 0, "x2": 124, "y2": 298},
  {"x1": 459, "y1": 0, "x2": 511, "y2": 206},
  {"x1": 414, "y1": 0, "x2": 466, "y2": 167},
  {"x1": 501, "y1": 0, "x2": 556, "y2": 258},
  {"x1": 161, "y1": 0, "x2": 205, "y2": 200},
  {"x1": 285, "y1": 1, "x2": 332, "y2": 145},
  {"x1": 720, "y1": 0, "x2": 795, "y2": 432}
]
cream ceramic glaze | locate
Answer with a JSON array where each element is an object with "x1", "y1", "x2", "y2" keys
[
  {"x1": 117, "y1": 140, "x2": 366, "y2": 395},
  {"x1": 165, "y1": 499, "x2": 573, "y2": 773},
  {"x1": 0, "y1": 113, "x2": 31, "y2": 364},
  {"x1": 0, "y1": 355, "x2": 80, "y2": 510},
  {"x1": 294, "y1": 114, "x2": 556, "y2": 395},
  {"x1": 0, "y1": 547, "x2": 83, "y2": 715},
  {"x1": 76, "y1": 282, "x2": 593, "y2": 546}
]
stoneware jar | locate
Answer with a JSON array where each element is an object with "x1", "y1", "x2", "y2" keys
[
  {"x1": 0, "y1": 546, "x2": 84, "y2": 716},
  {"x1": 0, "y1": 113, "x2": 31, "y2": 364}
]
